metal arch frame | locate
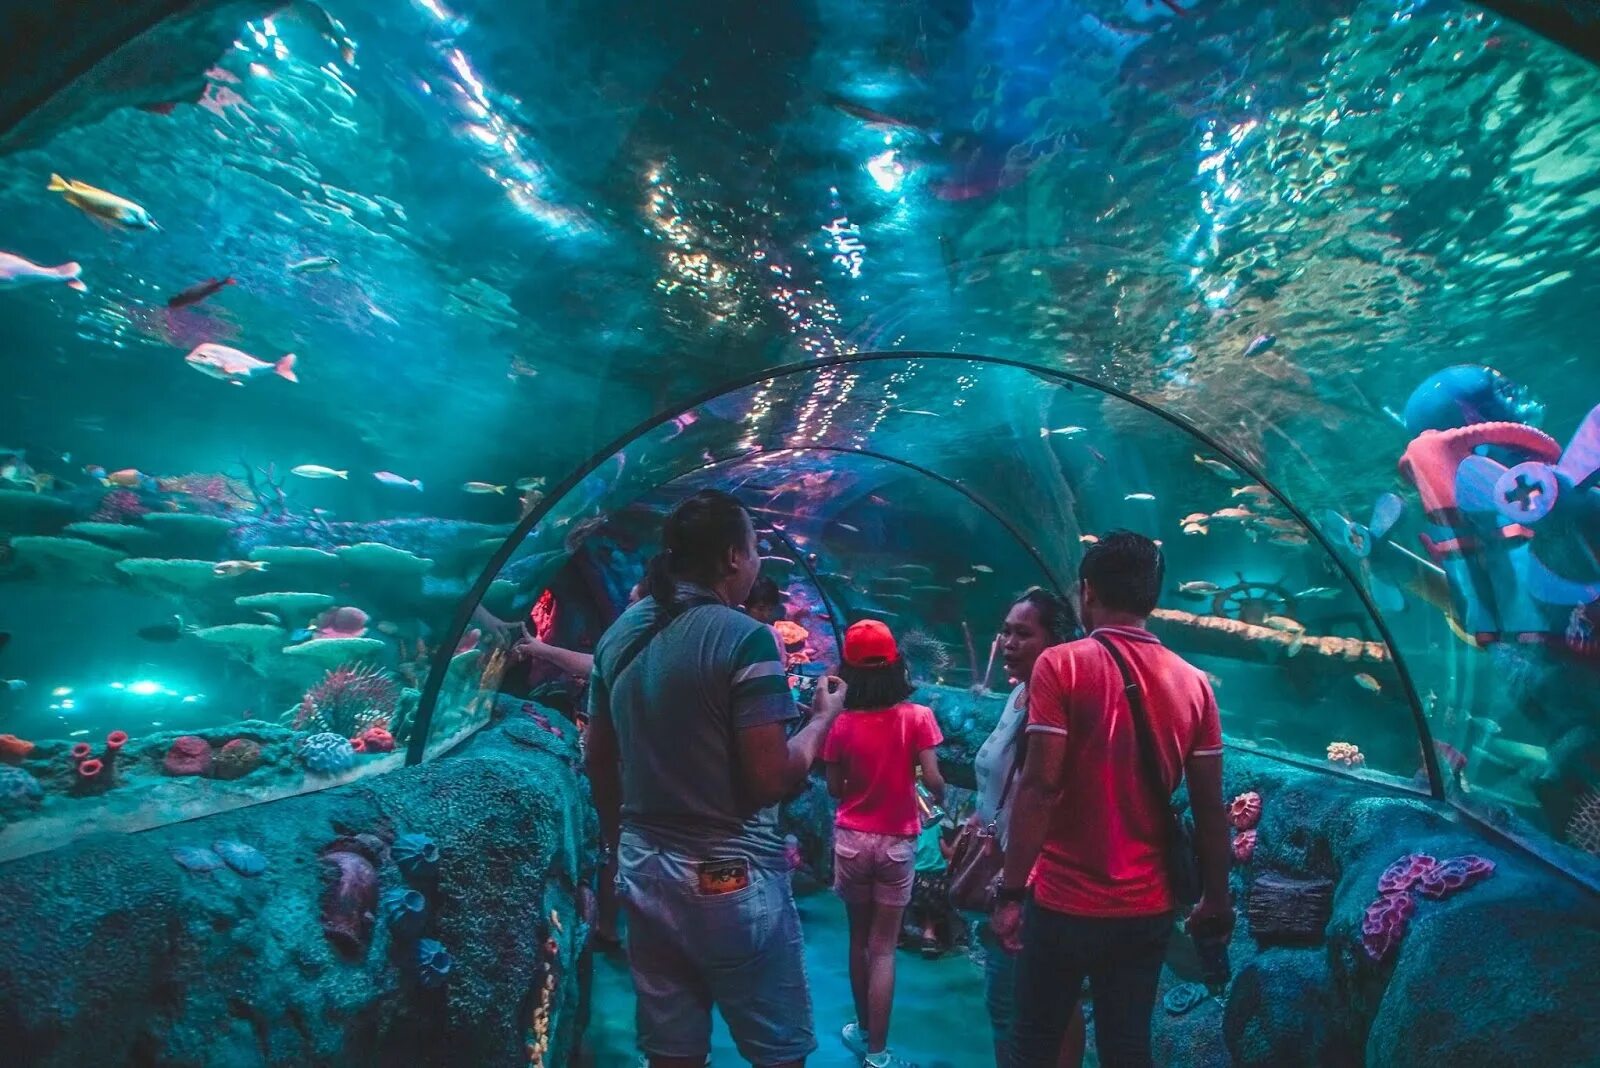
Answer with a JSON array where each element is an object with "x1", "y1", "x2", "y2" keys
[{"x1": 407, "y1": 350, "x2": 1441, "y2": 801}]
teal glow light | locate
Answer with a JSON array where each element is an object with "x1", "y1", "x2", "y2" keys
[{"x1": 129, "y1": 680, "x2": 162, "y2": 696}]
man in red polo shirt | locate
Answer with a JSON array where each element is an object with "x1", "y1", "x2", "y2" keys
[{"x1": 991, "y1": 531, "x2": 1232, "y2": 1068}]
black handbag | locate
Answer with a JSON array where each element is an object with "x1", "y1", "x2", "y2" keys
[{"x1": 1093, "y1": 634, "x2": 1202, "y2": 909}]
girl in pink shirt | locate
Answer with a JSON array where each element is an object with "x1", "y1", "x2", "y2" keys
[{"x1": 823, "y1": 620, "x2": 945, "y2": 1068}]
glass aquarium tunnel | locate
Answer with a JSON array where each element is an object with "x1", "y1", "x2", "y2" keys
[{"x1": 0, "y1": 0, "x2": 1598, "y2": 902}]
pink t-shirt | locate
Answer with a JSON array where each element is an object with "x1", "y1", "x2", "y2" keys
[{"x1": 823, "y1": 701, "x2": 943, "y2": 837}]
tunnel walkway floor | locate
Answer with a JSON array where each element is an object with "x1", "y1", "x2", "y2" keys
[{"x1": 582, "y1": 887, "x2": 1031, "y2": 1067}]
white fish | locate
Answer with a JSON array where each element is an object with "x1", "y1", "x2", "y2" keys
[
  {"x1": 69, "y1": 729, "x2": 90, "y2": 737},
  {"x1": 0, "y1": 250, "x2": 86, "y2": 292},
  {"x1": 971, "y1": 564, "x2": 993, "y2": 573},
  {"x1": 1124, "y1": 493, "x2": 1156, "y2": 502},
  {"x1": 374, "y1": 471, "x2": 423, "y2": 491},
  {"x1": 1296, "y1": 586, "x2": 1340, "y2": 600},
  {"x1": 292, "y1": 465, "x2": 347, "y2": 479},
  {"x1": 3, "y1": 679, "x2": 25, "y2": 692},
  {"x1": 288, "y1": 255, "x2": 339, "y2": 274},
  {"x1": 1041, "y1": 426, "x2": 1088, "y2": 438},
  {"x1": 836, "y1": 522, "x2": 861, "y2": 533},
  {"x1": 514, "y1": 476, "x2": 546, "y2": 491},
  {"x1": 462, "y1": 482, "x2": 506, "y2": 495},
  {"x1": 184, "y1": 343, "x2": 298, "y2": 385},
  {"x1": 1193, "y1": 455, "x2": 1240, "y2": 481},
  {"x1": 1178, "y1": 581, "x2": 1221, "y2": 596},
  {"x1": 213, "y1": 560, "x2": 268, "y2": 577}
]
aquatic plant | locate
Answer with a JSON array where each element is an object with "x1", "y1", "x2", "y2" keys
[
  {"x1": 1362, "y1": 891, "x2": 1415, "y2": 962},
  {"x1": 89, "y1": 489, "x2": 150, "y2": 525},
  {"x1": 163, "y1": 735, "x2": 213, "y2": 777},
  {"x1": 213, "y1": 738, "x2": 263, "y2": 780},
  {"x1": 1228, "y1": 791, "x2": 1262, "y2": 831},
  {"x1": 393, "y1": 833, "x2": 440, "y2": 883},
  {"x1": 0, "y1": 734, "x2": 34, "y2": 763},
  {"x1": 320, "y1": 843, "x2": 378, "y2": 954},
  {"x1": 1565, "y1": 789, "x2": 1600, "y2": 856},
  {"x1": 899, "y1": 628, "x2": 953, "y2": 682},
  {"x1": 295, "y1": 663, "x2": 398, "y2": 736},
  {"x1": 381, "y1": 887, "x2": 428, "y2": 940},
  {"x1": 1231, "y1": 829, "x2": 1257, "y2": 863},
  {"x1": 299, "y1": 732, "x2": 356, "y2": 775},
  {"x1": 213, "y1": 840, "x2": 268, "y2": 876},
  {"x1": 415, "y1": 938, "x2": 453, "y2": 988}
]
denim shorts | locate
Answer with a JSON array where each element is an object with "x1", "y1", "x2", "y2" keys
[
  {"x1": 616, "y1": 833, "x2": 816, "y2": 1065},
  {"x1": 833, "y1": 827, "x2": 917, "y2": 907}
]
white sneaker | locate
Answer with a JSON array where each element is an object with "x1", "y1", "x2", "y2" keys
[
  {"x1": 841, "y1": 1022, "x2": 867, "y2": 1055},
  {"x1": 863, "y1": 1051, "x2": 917, "y2": 1068}
]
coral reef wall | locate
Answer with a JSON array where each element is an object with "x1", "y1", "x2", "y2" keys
[
  {"x1": 0, "y1": 717, "x2": 596, "y2": 1067},
  {"x1": 1155, "y1": 750, "x2": 1600, "y2": 1067}
]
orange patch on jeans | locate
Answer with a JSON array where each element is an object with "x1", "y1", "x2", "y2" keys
[{"x1": 696, "y1": 858, "x2": 751, "y2": 896}]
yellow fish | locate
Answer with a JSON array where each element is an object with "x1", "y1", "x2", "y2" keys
[
  {"x1": 47, "y1": 174, "x2": 159, "y2": 230},
  {"x1": 213, "y1": 560, "x2": 267, "y2": 577},
  {"x1": 462, "y1": 482, "x2": 506, "y2": 495}
]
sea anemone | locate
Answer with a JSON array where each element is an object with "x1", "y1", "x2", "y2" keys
[
  {"x1": 104, "y1": 730, "x2": 128, "y2": 753},
  {"x1": 1326, "y1": 741, "x2": 1365, "y2": 768},
  {"x1": 70, "y1": 742, "x2": 92, "y2": 762},
  {"x1": 1231, "y1": 829, "x2": 1257, "y2": 863},
  {"x1": 1228, "y1": 791, "x2": 1262, "y2": 831},
  {"x1": 294, "y1": 662, "x2": 398, "y2": 736}
]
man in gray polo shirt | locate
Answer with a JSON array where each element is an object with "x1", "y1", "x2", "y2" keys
[{"x1": 587, "y1": 490, "x2": 846, "y2": 1068}]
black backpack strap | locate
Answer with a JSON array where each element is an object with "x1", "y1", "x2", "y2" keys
[{"x1": 1092, "y1": 634, "x2": 1178, "y2": 808}]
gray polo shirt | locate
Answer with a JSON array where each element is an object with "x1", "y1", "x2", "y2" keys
[{"x1": 590, "y1": 588, "x2": 798, "y2": 868}]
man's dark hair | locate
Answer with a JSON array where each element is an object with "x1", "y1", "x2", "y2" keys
[
  {"x1": 645, "y1": 490, "x2": 751, "y2": 617},
  {"x1": 1079, "y1": 530, "x2": 1164, "y2": 616},
  {"x1": 746, "y1": 576, "x2": 782, "y2": 611},
  {"x1": 839, "y1": 658, "x2": 916, "y2": 710},
  {"x1": 1012, "y1": 586, "x2": 1083, "y2": 643}
]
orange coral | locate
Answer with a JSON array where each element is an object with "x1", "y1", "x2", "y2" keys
[{"x1": 0, "y1": 734, "x2": 35, "y2": 762}]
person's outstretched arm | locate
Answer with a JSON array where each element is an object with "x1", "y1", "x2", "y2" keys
[
  {"x1": 737, "y1": 677, "x2": 846, "y2": 807},
  {"x1": 518, "y1": 636, "x2": 595, "y2": 678},
  {"x1": 1186, "y1": 684, "x2": 1233, "y2": 935}
]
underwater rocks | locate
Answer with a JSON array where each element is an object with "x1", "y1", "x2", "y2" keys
[
  {"x1": 299, "y1": 732, "x2": 356, "y2": 775},
  {"x1": 171, "y1": 845, "x2": 224, "y2": 873},
  {"x1": 0, "y1": 766, "x2": 42, "y2": 820},
  {"x1": 212, "y1": 839, "x2": 268, "y2": 876},
  {"x1": 320, "y1": 839, "x2": 379, "y2": 955},
  {"x1": 1245, "y1": 874, "x2": 1333, "y2": 947},
  {"x1": 0, "y1": 734, "x2": 34, "y2": 763},
  {"x1": 212, "y1": 738, "x2": 263, "y2": 780},
  {"x1": 1221, "y1": 949, "x2": 1340, "y2": 1068},
  {"x1": 163, "y1": 735, "x2": 213, "y2": 777}
]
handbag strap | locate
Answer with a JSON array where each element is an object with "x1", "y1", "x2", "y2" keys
[
  {"x1": 989, "y1": 685, "x2": 1029, "y2": 823},
  {"x1": 1092, "y1": 634, "x2": 1179, "y2": 811}
]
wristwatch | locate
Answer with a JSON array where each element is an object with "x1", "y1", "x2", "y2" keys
[{"x1": 994, "y1": 883, "x2": 1028, "y2": 904}]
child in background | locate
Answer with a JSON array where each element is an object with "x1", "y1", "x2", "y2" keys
[
  {"x1": 824, "y1": 620, "x2": 945, "y2": 1068},
  {"x1": 904, "y1": 815, "x2": 960, "y2": 958}
]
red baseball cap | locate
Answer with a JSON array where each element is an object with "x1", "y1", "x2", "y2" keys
[{"x1": 844, "y1": 619, "x2": 899, "y2": 667}]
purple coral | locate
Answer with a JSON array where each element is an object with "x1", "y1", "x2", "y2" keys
[
  {"x1": 1377, "y1": 853, "x2": 1438, "y2": 895},
  {"x1": 319, "y1": 842, "x2": 378, "y2": 955},
  {"x1": 1362, "y1": 891, "x2": 1416, "y2": 961},
  {"x1": 90, "y1": 489, "x2": 150, "y2": 524},
  {"x1": 1416, "y1": 855, "x2": 1495, "y2": 899}
]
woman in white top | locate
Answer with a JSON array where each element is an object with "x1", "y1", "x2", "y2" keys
[{"x1": 970, "y1": 587, "x2": 1083, "y2": 1068}]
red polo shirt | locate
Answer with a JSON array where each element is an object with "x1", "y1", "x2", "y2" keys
[{"x1": 1026, "y1": 626, "x2": 1222, "y2": 917}]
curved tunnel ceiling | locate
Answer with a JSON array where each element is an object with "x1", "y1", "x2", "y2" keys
[{"x1": 1, "y1": 0, "x2": 1598, "y2": 878}]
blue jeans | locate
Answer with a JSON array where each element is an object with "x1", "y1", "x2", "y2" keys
[
  {"x1": 617, "y1": 833, "x2": 816, "y2": 1065},
  {"x1": 1009, "y1": 900, "x2": 1173, "y2": 1068}
]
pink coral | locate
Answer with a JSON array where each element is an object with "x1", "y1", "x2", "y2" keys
[
  {"x1": 1231, "y1": 829, "x2": 1257, "y2": 863},
  {"x1": 90, "y1": 489, "x2": 150, "y2": 524},
  {"x1": 356, "y1": 726, "x2": 395, "y2": 753},
  {"x1": 313, "y1": 605, "x2": 369, "y2": 639},
  {"x1": 295, "y1": 663, "x2": 397, "y2": 736},
  {"x1": 163, "y1": 735, "x2": 213, "y2": 777},
  {"x1": 73, "y1": 757, "x2": 107, "y2": 795},
  {"x1": 213, "y1": 738, "x2": 262, "y2": 780},
  {"x1": 319, "y1": 844, "x2": 378, "y2": 954},
  {"x1": 1416, "y1": 855, "x2": 1495, "y2": 899},
  {"x1": 1377, "y1": 853, "x2": 1438, "y2": 894},
  {"x1": 1229, "y1": 791, "x2": 1262, "y2": 831},
  {"x1": 1362, "y1": 891, "x2": 1416, "y2": 961},
  {"x1": 1326, "y1": 741, "x2": 1365, "y2": 767}
]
